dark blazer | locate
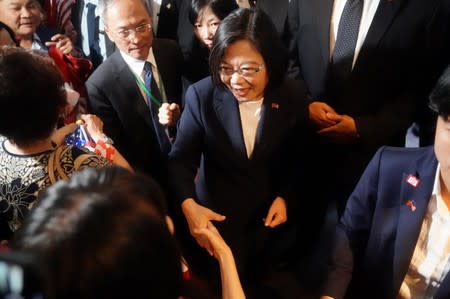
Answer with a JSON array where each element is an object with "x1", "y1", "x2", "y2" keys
[
  {"x1": 169, "y1": 77, "x2": 307, "y2": 276},
  {"x1": 325, "y1": 146, "x2": 450, "y2": 299},
  {"x1": 287, "y1": 0, "x2": 450, "y2": 208},
  {"x1": 256, "y1": 0, "x2": 289, "y2": 41},
  {"x1": 86, "y1": 38, "x2": 183, "y2": 187},
  {"x1": 155, "y1": 0, "x2": 182, "y2": 40}
]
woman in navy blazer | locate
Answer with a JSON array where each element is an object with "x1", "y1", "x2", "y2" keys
[
  {"x1": 322, "y1": 66, "x2": 450, "y2": 299},
  {"x1": 169, "y1": 7, "x2": 307, "y2": 293}
]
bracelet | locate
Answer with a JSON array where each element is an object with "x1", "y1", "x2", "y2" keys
[{"x1": 94, "y1": 140, "x2": 116, "y2": 162}]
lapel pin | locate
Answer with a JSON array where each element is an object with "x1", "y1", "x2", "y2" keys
[
  {"x1": 271, "y1": 102, "x2": 279, "y2": 109},
  {"x1": 405, "y1": 199, "x2": 416, "y2": 212},
  {"x1": 406, "y1": 174, "x2": 420, "y2": 188},
  {"x1": 166, "y1": 3, "x2": 172, "y2": 9}
]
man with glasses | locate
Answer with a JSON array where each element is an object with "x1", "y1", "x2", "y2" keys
[{"x1": 86, "y1": 0, "x2": 183, "y2": 191}]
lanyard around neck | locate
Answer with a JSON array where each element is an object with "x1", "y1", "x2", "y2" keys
[{"x1": 132, "y1": 70, "x2": 162, "y2": 108}]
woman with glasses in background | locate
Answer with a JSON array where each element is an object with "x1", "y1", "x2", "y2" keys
[{"x1": 169, "y1": 8, "x2": 307, "y2": 298}]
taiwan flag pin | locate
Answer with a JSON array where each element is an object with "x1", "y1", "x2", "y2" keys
[
  {"x1": 271, "y1": 102, "x2": 279, "y2": 109},
  {"x1": 405, "y1": 199, "x2": 416, "y2": 212},
  {"x1": 406, "y1": 174, "x2": 420, "y2": 188}
]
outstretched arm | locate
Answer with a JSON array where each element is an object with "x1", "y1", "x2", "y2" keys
[{"x1": 195, "y1": 222, "x2": 245, "y2": 299}]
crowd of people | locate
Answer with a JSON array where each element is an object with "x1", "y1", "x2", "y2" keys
[{"x1": 1, "y1": 0, "x2": 450, "y2": 298}]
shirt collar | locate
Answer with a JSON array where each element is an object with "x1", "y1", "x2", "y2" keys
[
  {"x1": 120, "y1": 47, "x2": 157, "y2": 78},
  {"x1": 432, "y1": 163, "x2": 450, "y2": 218}
]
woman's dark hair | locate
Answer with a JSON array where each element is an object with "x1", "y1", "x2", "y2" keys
[
  {"x1": 13, "y1": 167, "x2": 182, "y2": 299},
  {"x1": 0, "y1": 47, "x2": 66, "y2": 147},
  {"x1": 0, "y1": 21, "x2": 18, "y2": 45},
  {"x1": 188, "y1": 0, "x2": 238, "y2": 25},
  {"x1": 209, "y1": 8, "x2": 288, "y2": 89},
  {"x1": 429, "y1": 65, "x2": 450, "y2": 119}
]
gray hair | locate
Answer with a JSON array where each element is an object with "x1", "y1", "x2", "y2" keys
[{"x1": 98, "y1": 0, "x2": 152, "y2": 26}]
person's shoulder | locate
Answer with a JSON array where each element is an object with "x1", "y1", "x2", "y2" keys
[
  {"x1": 373, "y1": 145, "x2": 435, "y2": 171},
  {"x1": 87, "y1": 52, "x2": 122, "y2": 84},
  {"x1": 152, "y1": 38, "x2": 182, "y2": 55},
  {"x1": 187, "y1": 76, "x2": 214, "y2": 93},
  {"x1": 185, "y1": 77, "x2": 216, "y2": 107},
  {"x1": 377, "y1": 145, "x2": 432, "y2": 159}
]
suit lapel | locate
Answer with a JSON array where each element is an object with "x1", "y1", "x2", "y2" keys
[
  {"x1": 252, "y1": 90, "x2": 282, "y2": 160},
  {"x1": 356, "y1": 0, "x2": 405, "y2": 67},
  {"x1": 316, "y1": 0, "x2": 334, "y2": 69},
  {"x1": 213, "y1": 89, "x2": 247, "y2": 160},
  {"x1": 112, "y1": 53, "x2": 154, "y2": 131},
  {"x1": 392, "y1": 152, "x2": 436, "y2": 295}
]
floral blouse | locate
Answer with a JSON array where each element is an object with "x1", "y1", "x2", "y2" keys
[{"x1": 0, "y1": 136, "x2": 110, "y2": 239}]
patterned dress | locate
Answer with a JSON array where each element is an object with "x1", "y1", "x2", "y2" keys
[{"x1": 0, "y1": 136, "x2": 110, "y2": 239}]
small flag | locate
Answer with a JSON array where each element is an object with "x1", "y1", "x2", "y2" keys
[
  {"x1": 405, "y1": 199, "x2": 416, "y2": 212},
  {"x1": 406, "y1": 174, "x2": 420, "y2": 188},
  {"x1": 271, "y1": 102, "x2": 279, "y2": 109}
]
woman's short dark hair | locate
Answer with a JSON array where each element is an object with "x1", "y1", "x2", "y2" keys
[
  {"x1": 0, "y1": 47, "x2": 66, "y2": 147},
  {"x1": 0, "y1": 21, "x2": 18, "y2": 45},
  {"x1": 13, "y1": 167, "x2": 182, "y2": 299},
  {"x1": 429, "y1": 65, "x2": 450, "y2": 119},
  {"x1": 188, "y1": 0, "x2": 238, "y2": 26},
  {"x1": 209, "y1": 8, "x2": 288, "y2": 89}
]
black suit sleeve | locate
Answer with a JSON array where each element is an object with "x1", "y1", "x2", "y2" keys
[
  {"x1": 168, "y1": 83, "x2": 205, "y2": 207},
  {"x1": 85, "y1": 79, "x2": 131, "y2": 161}
]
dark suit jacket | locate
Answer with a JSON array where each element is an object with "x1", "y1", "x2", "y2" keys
[
  {"x1": 287, "y1": 0, "x2": 450, "y2": 205},
  {"x1": 325, "y1": 146, "x2": 450, "y2": 299},
  {"x1": 86, "y1": 38, "x2": 183, "y2": 187},
  {"x1": 169, "y1": 77, "x2": 307, "y2": 276},
  {"x1": 256, "y1": 0, "x2": 289, "y2": 41},
  {"x1": 155, "y1": 0, "x2": 182, "y2": 39}
]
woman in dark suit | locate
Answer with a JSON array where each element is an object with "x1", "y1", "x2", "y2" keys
[{"x1": 169, "y1": 7, "x2": 307, "y2": 294}]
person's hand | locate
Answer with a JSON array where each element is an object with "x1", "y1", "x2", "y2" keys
[
  {"x1": 182, "y1": 198, "x2": 226, "y2": 253},
  {"x1": 264, "y1": 196, "x2": 287, "y2": 228},
  {"x1": 317, "y1": 113, "x2": 358, "y2": 143},
  {"x1": 80, "y1": 114, "x2": 104, "y2": 141},
  {"x1": 194, "y1": 222, "x2": 231, "y2": 258},
  {"x1": 45, "y1": 33, "x2": 75, "y2": 55},
  {"x1": 309, "y1": 101, "x2": 338, "y2": 129},
  {"x1": 51, "y1": 123, "x2": 77, "y2": 146},
  {"x1": 158, "y1": 103, "x2": 180, "y2": 127}
]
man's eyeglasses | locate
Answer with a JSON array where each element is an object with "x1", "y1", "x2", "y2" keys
[
  {"x1": 219, "y1": 64, "x2": 265, "y2": 78},
  {"x1": 113, "y1": 23, "x2": 152, "y2": 40}
]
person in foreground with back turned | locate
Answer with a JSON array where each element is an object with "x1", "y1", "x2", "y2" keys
[
  {"x1": 13, "y1": 167, "x2": 245, "y2": 299},
  {"x1": 0, "y1": 47, "x2": 130, "y2": 245}
]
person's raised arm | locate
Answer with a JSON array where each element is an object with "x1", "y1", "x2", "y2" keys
[
  {"x1": 80, "y1": 114, "x2": 132, "y2": 171},
  {"x1": 195, "y1": 222, "x2": 245, "y2": 299}
]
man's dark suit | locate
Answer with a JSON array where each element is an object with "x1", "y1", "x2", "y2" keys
[
  {"x1": 86, "y1": 38, "x2": 183, "y2": 187},
  {"x1": 288, "y1": 0, "x2": 450, "y2": 225},
  {"x1": 325, "y1": 146, "x2": 450, "y2": 299},
  {"x1": 255, "y1": 0, "x2": 289, "y2": 41},
  {"x1": 169, "y1": 76, "x2": 307, "y2": 280}
]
